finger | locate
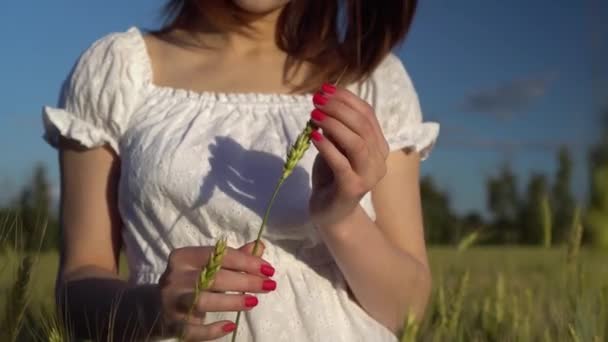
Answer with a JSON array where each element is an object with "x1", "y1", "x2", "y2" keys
[
  {"x1": 177, "y1": 292, "x2": 259, "y2": 314},
  {"x1": 316, "y1": 87, "x2": 388, "y2": 156},
  {"x1": 181, "y1": 320, "x2": 237, "y2": 341},
  {"x1": 198, "y1": 292, "x2": 259, "y2": 313},
  {"x1": 169, "y1": 246, "x2": 214, "y2": 271},
  {"x1": 222, "y1": 248, "x2": 274, "y2": 277},
  {"x1": 313, "y1": 93, "x2": 374, "y2": 143},
  {"x1": 171, "y1": 246, "x2": 273, "y2": 276},
  {"x1": 310, "y1": 110, "x2": 369, "y2": 172},
  {"x1": 321, "y1": 83, "x2": 371, "y2": 117},
  {"x1": 211, "y1": 269, "x2": 277, "y2": 293},
  {"x1": 309, "y1": 129, "x2": 355, "y2": 183},
  {"x1": 239, "y1": 240, "x2": 265, "y2": 257}
]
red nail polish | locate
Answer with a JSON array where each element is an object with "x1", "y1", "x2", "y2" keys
[
  {"x1": 262, "y1": 279, "x2": 277, "y2": 291},
  {"x1": 311, "y1": 109, "x2": 326, "y2": 122},
  {"x1": 222, "y1": 322, "x2": 237, "y2": 332},
  {"x1": 322, "y1": 83, "x2": 336, "y2": 94},
  {"x1": 310, "y1": 130, "x2": 323, "y2": 142},
  {"x1": 244, "y1": 296, "x2": 258, "y2": 308},
  {"x1": 313, "y1": 92, "x2": 328, "y2": 106},
  {"x1": 260, "y1": 264, "x2": 275, "y2": 277}
]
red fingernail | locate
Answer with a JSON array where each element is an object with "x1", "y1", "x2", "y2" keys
[
  {"x1": 260, "y1": 264, "x2": 275, "y2": 277},
  {"x1": 310, "y1": 130, "x2": 323, "y2": 142},
  {"x1": 311, "y1": 109, "x2": 326, "y2": 122},
  {"x1": 222, "y1": 322, "x2": 237, "y2": 332},
  {"x1": 262, "y1": 279, "x2": 277, "y2": 291},
  {"x1": 244, "y1": 296, "x2": 258, "y2": 308},
  {"x1": 322, "y1": 83, "x2": 336, "y2": 94},
  {"x1": 313, "y1": 92, "x2": 328, "y2": 106}
]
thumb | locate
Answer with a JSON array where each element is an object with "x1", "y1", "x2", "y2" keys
[{"x1": 239, "y1": 240, "x2": 265, "y2": 257}]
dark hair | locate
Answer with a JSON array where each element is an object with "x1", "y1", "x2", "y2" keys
[{"x1": 161, "y1": 0, "x2": 418, "y2": 92}]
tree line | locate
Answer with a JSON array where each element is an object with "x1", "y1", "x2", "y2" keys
[{"x1": 422, "y1": 108, "x2": 608, "y2": 247}]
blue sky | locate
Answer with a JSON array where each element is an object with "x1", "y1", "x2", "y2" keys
[{"x1": 1, "y1": 0, "x2": 606, "y2": 215}]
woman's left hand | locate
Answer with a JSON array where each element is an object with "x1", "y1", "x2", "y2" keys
[{"x1": 308, "y1": 83, "x2": 390, "y2": 228}]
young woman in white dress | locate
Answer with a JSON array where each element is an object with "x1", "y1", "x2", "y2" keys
[{"x1": 43, "y1": 0, "x2": 439, "y2": 340}]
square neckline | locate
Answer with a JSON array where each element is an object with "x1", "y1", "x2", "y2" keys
[{"x1": 129, "y1": 26, "x2": 315, "y2": 104}]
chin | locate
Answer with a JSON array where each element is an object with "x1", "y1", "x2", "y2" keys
[{"x1": 231, "y1": 0, "x2": 290, "y2": 14}]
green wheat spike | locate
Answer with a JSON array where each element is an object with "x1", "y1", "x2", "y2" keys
[
  {"x1": 197, "y1": 238, "x2": 227, "y2": 290},
  {"x1": 281, "y1": 122, "x2": 315, "y2": 182},
  {"x1": 457, "y1": 231, "x2": 479, "y2": 252},
  {"x1": 400, "y1": 311, "x2": 419, "y2": 342},
  {"x1": 566, "y1": 206, "x2": 583, "y2": 269},
  {"x1": 540, "y1": 194, "x2": 552, "y2": 248},
  {"x1": 448, "y1": 270, "x2": 469, "y2": 334},
  {"x1": 181, "y1": 237, "x2": 227, "y2": 341}
]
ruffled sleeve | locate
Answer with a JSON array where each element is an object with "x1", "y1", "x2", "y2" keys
[
  {"x1": 355, "y1": 53, "x2": 439, "y2": 160},
  {"x1": 42, "y1": 28, "x2": 142, "y2": 155}
]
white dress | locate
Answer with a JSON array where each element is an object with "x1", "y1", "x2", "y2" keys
[{"x1": 42, "y1": 27, "x2": 439, "y2": 342}]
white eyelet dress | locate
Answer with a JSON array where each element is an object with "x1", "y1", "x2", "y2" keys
[{"x1": 42, "y1": 27, "x2": 439, "y2": 342}]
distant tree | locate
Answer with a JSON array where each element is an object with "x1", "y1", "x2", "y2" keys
[
  {"x1": 461, "y1": 211, "x2": 485, "y2": 231},
  {"x1": 589, "y1": 108, "x2": 608, "y2": 170},
  {"x1": 519, "y1": 173, "x2": 550, "y2": 244},
  {"x1": 586, "y1": 107, "x2": 608, "y2": 249},
  {"x1": 486, "y1": 163, "x2": 520, "y2": 243},
  {"x1": 552, "y1": 146, "x2": 575, "y2": 243},
  {"x1": 9, "y1": 163, "x2": 59, "y2": 251},
  {"x1": 420, "y1": 175, "x2": 459, "y2": 244}
]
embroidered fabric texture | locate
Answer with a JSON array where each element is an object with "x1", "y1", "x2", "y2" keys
[{"x1": 42, "y1": 27, "x2": 439, "y2": 342}]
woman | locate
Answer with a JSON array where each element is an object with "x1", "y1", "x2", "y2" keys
[{"x1": 42, "y1": 0, "x2": 439, "y2": 340}]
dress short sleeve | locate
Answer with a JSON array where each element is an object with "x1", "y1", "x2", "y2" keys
[
  {"x1": 354, "y1": 53, "x2": 439, "y2": 159},
  {"x1": 42, "y1": 28, "x2": 142, "y2": 154}
]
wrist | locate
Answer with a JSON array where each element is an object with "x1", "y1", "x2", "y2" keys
[{"x1": 317, "y1": 205, "x2": 363, "y2": 242}]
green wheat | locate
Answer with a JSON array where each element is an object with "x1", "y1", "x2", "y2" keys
[
  {"x1": 181, "y1": 237, "x2": 227, "y2": 341},
  {"x1": 567, "y1": 207, "x2": 583, "y2": 269},
  {"x1": 400, "y1": 311, "x2": 419, "y2": 342},
  {"x1": 457, "y1": 231, "x2": 479, "y2": 252},
  {"x1": 540, "y1": 194, "x2": 552, "y2": 248}
]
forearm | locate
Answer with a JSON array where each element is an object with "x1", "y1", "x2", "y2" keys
[
  {"x1": 318, "y1": 205, "x2": 431, "y2": 332},
  {"x1": 56, "y1": 266, "x2": 163, "y2": 340}
]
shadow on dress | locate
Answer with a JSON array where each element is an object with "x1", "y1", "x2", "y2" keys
[
  {"x1": 200, "y1": 136, "x2": 312, "y2": 229},
  {"x1": 147, "y1": 135, "x2": 338, "y2": 286},
  {"x1": 162, "y1": 135, "x2": 314, "y2": 246}
]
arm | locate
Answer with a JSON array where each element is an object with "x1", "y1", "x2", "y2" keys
[
  {"x1": 318, "y1": 150, "x2": 431, "y2": 332},
  {"x1": 56, "y1": 138, "x2": 161, "y2": 340},
  {"x1": 309, "y1": 84, "x2": 433, "y2": 333}
]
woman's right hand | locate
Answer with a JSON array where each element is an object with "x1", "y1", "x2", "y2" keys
[{"x1": 157, "y1": 241, "x2": 276, "y2": 341}]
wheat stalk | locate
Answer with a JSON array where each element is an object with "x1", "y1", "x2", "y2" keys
[
  {"x1": 495, "y1": 273, "x2": 505, "y2": 325},
  {"x1": 457, "y1": 231, "x2": 479, "y2": 252},
  {"x1": 47, "y1": 327, "x2": 62, "y2": 342},
  {"x1": 540, "y1": 194, "x2": 552, "y2": 248},
  {"x1": 447, "y1": 270, "x2": 469, "y2": 334},
  {"x1": 568, "y1": 323, "x2": 583, "y2": 342},
  {"x1": 180, "y1": 237, "x2": 227, "y2": 341},
  {"x1": 400, "y1": 311, "x2": 419, "y2": 342},
  {"x1": 566, "y1": 206, "x2": 583, "y2": 269},
  {"x1": 230, "y1": 71, "x2": 348, "y2": 341},
  {"x1": 230, "y1": 122, "x2": 314, "y2": 342}
]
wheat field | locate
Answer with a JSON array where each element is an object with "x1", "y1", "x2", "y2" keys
[{"x1": 2, "y1": 246, "x2": 607, "y2": 341}]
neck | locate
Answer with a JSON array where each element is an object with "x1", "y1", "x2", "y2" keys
[{"x1": 183, "y1": 6, "x2": 284, "y2": 54}]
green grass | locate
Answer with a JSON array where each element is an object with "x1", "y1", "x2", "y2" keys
[{"x1": 2, "y1": 247, "x2": 607, "y2": 341}]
